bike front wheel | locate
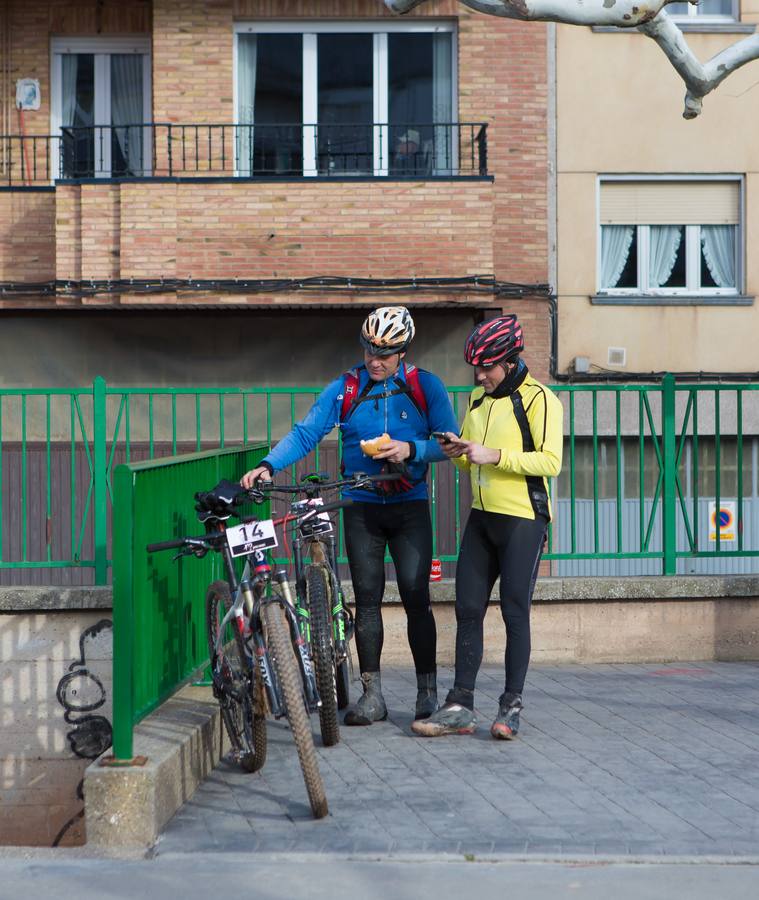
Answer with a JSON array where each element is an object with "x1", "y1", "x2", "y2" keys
[
  {"x1": 305, "y1": 564, "x2": 340, "y2": 746},
  {"x1": 261, "y1": 600, "x2": 328, "y2": 819},
  {"x1": 206, "y1": 580, "x2": 267, "y2": 773}
]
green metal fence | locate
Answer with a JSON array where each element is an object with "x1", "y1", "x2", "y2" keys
[
  {"x1": 2, "y1": 375, "x2": 759, "y2": 586},
  {"x1": 112, "y1": 444, "x2": 268, "y2": 760}
]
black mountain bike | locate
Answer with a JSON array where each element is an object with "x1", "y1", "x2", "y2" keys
[
  {"x1": 146, "y1": 479, "x2": 348, "y2": 819},
  {"x1": 250, "y1": 471, "x2": 400, "y2": 747}
]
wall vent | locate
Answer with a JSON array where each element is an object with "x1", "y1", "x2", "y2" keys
[{"x1": 607, "y1": 347, "x2": 627, "y2": 367}]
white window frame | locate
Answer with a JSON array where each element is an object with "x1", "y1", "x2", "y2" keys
[
  {"x1": 233, "y1": 20, "x2": 458, "y2": 177},
  {"x1": 596, "y1": 175, "x2": 744, "y2": 297},
  {"x1": 50, "y1": 36, "x2": 152, "y2": 179},
  {"x1": 668, "y1": 0, "x2": 738, "y2": 21}
]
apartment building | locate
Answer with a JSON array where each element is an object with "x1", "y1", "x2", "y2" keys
[
  {"x1": 0, "y1": 0, "x2": 552, "y2": 392},
  {"x1": 552, "y1": 5, "x2": 759, "y2": 574}
]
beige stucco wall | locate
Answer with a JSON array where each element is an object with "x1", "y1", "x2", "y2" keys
[{"x1": 556, "y1": 24, "x2": 759, "y2": 374}]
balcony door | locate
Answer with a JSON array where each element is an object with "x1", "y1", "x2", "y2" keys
[
  {"x1": 51, "y1": 37, "x2": 151, "y2": 179},
  {"x1": 235, "y1": 22, "x2": 455, "y2": 177}
]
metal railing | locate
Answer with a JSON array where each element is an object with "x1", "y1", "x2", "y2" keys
[
  {"x1": 1, "y1": 375, "x2": 758, "y2": 585},
  {"x1": 1, "y1": 122, "x2": 489, "y2": 185}
]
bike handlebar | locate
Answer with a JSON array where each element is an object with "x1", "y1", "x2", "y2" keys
[
  {"x1": 146, "y1": 533, "x2": 223, "y2": 553},
  {"x1": 247, "y1": 472, "x2": 402, "y2": 496}
]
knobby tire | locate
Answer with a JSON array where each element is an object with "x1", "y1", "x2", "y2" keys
[
  {"x1": 206, "y1": 580, "x2": 266, "y2": 773},
  {"x1": 305, "y1": 565, "x2": 340, "y2": 746},
  {"x1": 261, "y1": 601, "x2": 328, "y2": 819}
]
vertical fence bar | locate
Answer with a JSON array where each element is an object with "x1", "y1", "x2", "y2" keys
[
  {"x1": 639, "y1": 391, "x2": 645, "y2": 552},
  {"x1": 21, "y1": 395, "x2": 27, "y2": 561},
  {"x1": 0, "y1": 397, "x2": 3, "y2": 559},
  {"x1": 93, "y1": 377, "x2": 108, "y2": 583},
  {"x1": 714, "y1": 389, "x2": 721, "y2": 551},
  {"x1": 112, "y1": 463, "x2": 135, "y2": 760},
  {"x1": 592, "y1": 391, "x2": 599, "y2": 555},
  {"x1": 661, "y1": 373, "x2": 677, "y2": 575},
  {"x1": 615, "y1": 391, "x2": 622, "y2": 553},
  {"x1": 737, "y1": 389, "x2": 744, "y2": 552},
  {"x1": 70, "y1": 397, "x2": 76, "y2": 561},
  {"x1": 692, "y1": 392, "x2": 699, "y2": 550},
  {"x1": 46, "y1": 395, "x2": 52, "y2": 562},
  {"x1": 569, "y1": 391, "x2": 576, "y2": 554}
]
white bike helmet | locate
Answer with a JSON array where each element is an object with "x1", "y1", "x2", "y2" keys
[{"x1": 360, "y1": 306, "x2": 415, "y2": 356}]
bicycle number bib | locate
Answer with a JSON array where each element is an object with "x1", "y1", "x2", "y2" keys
[
  {"x1": 298, "y1": 498, "x2": 333, "y2": 537},
  {"x1": 226, "y1": 519, "x2": 278, "y2": 557}
]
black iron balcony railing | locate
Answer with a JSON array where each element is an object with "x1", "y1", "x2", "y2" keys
[{"x1": 1, "y1": 122, "x2": 489, "y2": 185}]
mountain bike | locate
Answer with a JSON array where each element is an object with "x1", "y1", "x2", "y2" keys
[
  {"x1": 249, "y1": 471, "x2": 400, "y2": 747},
  {"x1": 146, "y1": 479, "x2": 348, "y2": 819}
]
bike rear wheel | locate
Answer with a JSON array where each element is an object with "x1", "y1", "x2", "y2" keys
[
  {"x1": 206, "y1": 580, "x2": 267, "y2": 773},
  {"x1": 305, "y1": 564, "x2": 340, "y2": 746},
  {"x1": 261, "y1": 600, "x2": 328, "y2": 819}
]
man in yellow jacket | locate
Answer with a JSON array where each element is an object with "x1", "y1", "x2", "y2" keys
[{"x1": 412, "y1": 315, "x2": 563, "y2": 739}]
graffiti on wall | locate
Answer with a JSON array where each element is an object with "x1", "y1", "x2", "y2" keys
[{"x1": 52, "y1": 618, "x2": 113, "y2": 846}]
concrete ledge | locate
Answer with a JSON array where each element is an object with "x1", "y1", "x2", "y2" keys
[
  {"x1": 343, "y1": 574, "x2": 759, "y2": 604},
  {"x1": 83, "y1": 684, "x2": 223, "y2": 849},
  {"x1": 4, "y1": 575, "x2": 759, "y2": 612},
  {"x1": 0, "y1": 586, "x2": 112, "y2": 612}
]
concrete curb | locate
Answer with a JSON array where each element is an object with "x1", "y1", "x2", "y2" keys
[{"x1": 84, "y1": 684, "x2": 223, "y2": 850}]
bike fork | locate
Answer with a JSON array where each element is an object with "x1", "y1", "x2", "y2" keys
[{"x1": 273, "y1": 571, "x2": 321, "y2": 714}]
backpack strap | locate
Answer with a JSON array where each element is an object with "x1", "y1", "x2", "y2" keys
[
  {"x1": 398, "y1": 364, "x2": 428, "y2": 417},
  {"x1": 340, "y1": 363, "x2": 429, "y2": 423},
  {"x1": 340, "y1": 367, "x2": 374, "y2": 423}
]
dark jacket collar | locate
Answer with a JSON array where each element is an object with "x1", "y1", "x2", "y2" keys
[{"x1": 489, "y1": 358, "x2": 528, "y2": 399}]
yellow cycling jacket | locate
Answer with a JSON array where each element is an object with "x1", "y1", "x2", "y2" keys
[{"x1": 454, "y1": 369, "x2": 564, "y2": 520}]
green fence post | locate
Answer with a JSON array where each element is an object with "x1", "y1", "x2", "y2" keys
[
  {"x1": 93, "y1": 376, "x2": 108, "y2": 584},
  {"x1": 112, "y1": 463, "x2": 135, "y2": 760},
  {"x1": 662, "y1": 373, "x2": 677, "y2": 575}
]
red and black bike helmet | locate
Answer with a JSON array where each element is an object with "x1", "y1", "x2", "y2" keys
[{"x1": 464, "y1": 315, "x2": 524, "y2": 367}]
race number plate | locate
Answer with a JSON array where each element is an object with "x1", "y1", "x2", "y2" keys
[
  {"x1": 299, "y1": 498, "x2": 333, "y2": 536},
  {"x1": 225, "y1": 519, "x2": 278, "y2": 558}
]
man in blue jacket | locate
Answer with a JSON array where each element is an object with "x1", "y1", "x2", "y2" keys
[{"x1": 242, "y1": 306, "x2": 459, "y2": 726}]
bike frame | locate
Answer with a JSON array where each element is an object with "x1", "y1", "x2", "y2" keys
[{"x1": 209, "y1": 518, "x2": 321, "y2": 718}]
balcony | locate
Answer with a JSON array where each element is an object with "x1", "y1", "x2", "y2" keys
[{"x1": 1, "y1": 122, "x2": 489, "y2": 185}]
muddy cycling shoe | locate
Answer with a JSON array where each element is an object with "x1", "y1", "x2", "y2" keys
[
  {"x1": 344, "y1": 671, "x2": 388, "y2": 726},
  {"x1": 411, "y1": 702, "x2": 476, "y2": 737},
  {"x1": 490, "y1": 692, "x2": 523, "y2": 740},
  {"x1": 414, "y1": 672, "x2": 438, "y2": 721}
]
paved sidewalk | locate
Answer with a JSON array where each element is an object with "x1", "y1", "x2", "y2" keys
[{"x1": 155, "y1": 662, "x2": 759, "y2": 860}]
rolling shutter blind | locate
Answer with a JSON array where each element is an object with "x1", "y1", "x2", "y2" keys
[{"x1": 600, "y1": 181, "x2": 740, "y2": 225}]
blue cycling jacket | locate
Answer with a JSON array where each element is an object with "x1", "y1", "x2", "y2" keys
[{"x1": 262, "y1": 362, "x2": 459, "y2": 503}]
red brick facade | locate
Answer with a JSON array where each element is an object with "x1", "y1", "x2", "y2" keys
[{"x1": 2, "y1": 0, "x2": 551, "y2": 376}]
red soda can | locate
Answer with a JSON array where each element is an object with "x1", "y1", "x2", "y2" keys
[{"x1": 429, "y1": 558, "x2": 442, "y2": 581}]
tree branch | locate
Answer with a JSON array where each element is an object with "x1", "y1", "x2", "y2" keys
[{"x1": 383, "y1": 0, "x2": 759, "y2": 119}]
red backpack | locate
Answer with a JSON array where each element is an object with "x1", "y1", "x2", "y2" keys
[{"x1": 339, "y1": 363, "x2": 428, "y2": 423}]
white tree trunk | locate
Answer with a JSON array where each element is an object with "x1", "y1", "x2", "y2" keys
[{"x1": 384, "y1": 0, "x2": 759, "y2": 118}]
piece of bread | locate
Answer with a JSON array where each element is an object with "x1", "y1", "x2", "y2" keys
[{"x1": 360, "y1": 433, "x2": 392, "y2": 457}]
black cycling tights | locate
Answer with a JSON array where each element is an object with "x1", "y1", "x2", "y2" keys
[
  {"x1": 452, "y1": 508, "x2": 547, "y2": 702},
  {"x1": 343, "y1": 501, "x2": 435, "y2": 675}
]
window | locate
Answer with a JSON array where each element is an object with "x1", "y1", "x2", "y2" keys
[
  {"x1": 598, "y1": 179, "x2": 742, "y2": 296},
  {"x1": 667, "y1": 0, "x2": 737, "y2": 21},
  {"x1": 235, "y1": 22, "x2": 456, "y2": 177},
  {"x1": 52, "y1": 38, "x2": 151, "y2": 179}
]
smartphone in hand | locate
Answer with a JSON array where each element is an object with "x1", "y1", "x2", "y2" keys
[{"x1": 431, "y1": 431, "x2": 456, "y2": 443}]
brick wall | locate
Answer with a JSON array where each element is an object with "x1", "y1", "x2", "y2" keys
[
  {"x1": 0, "y1": 192, "x2": 56, "y2": 283},
  {"x1": 55, "y1": 179, "x2": 494, "y2": 284},
  {"x1": 4, "y1": 0, "x2": 550, "y2": 361}
]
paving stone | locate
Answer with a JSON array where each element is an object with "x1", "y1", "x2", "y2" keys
[{"x1": 155, "y1": 662, "x2": 759, "y2": 859}]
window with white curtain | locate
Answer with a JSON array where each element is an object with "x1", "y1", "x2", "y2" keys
[
  {"x1": 235, "y1": 22, "x2": 456, "y2": 177},
  {"x1": 598, "y1": 179, "x2": 742, "y2": 296},
  {"x1": 51, "y1": 37, "x2": 151, "y2": 179}
]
